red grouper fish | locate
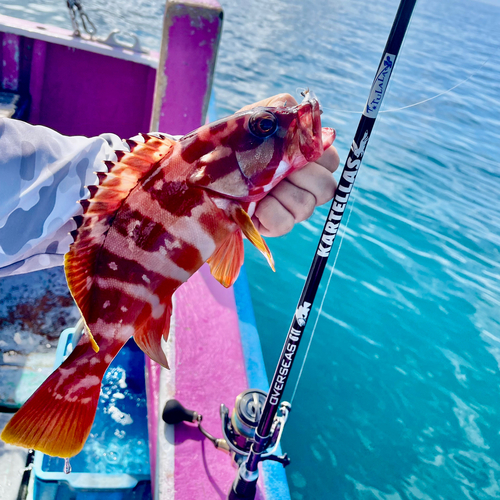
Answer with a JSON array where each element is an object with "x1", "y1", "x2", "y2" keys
[{"x1": 1, "y1": 91, "x2": 335, "y2": 458}]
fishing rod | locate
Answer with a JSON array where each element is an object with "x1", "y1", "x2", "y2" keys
[
  {"x1": 162, "y1": 0, "x2": 418, "y2": 496},
  {"x1": 226, "y1": 0, "x2": 418, "y2": 497}
]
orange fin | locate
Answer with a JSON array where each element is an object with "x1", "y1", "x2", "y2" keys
[
  {"x1": 1, "y1": 345, "x2": 104, "y2": 458},
  {"x1": 85, "y1": 323, "x2": 100, "y2": 353},
  {"x1": 65, "y1": 134, "x2": 176, "y2": 321},
  {"x1": 231, "y1": 206, "x2": 275, "y2": 271},
  {"x1": 133, "y1": 300, "x2": 172, "y2": 369},
  {"x1": 207, "y1": 230, "x2": 245, "y2": 288}
]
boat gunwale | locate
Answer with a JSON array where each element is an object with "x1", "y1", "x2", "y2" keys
[{"x1": 0, "y1": 14, "x2": 159, "y2": 68}]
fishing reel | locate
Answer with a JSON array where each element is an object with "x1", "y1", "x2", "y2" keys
[
  {"x1": 220, "y1": 389, "x2": 291, "y2": 466},
  {"x1": 162, "y1": 389, "x2": 291, "y2": 467}
]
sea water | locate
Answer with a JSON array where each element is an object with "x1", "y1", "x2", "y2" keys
[{"x1": 2, "y1": 0, "x2": 500, "y2": 498}]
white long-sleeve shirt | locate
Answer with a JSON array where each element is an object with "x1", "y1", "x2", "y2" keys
[{"x1": 0, "y1": 117, "x2": 129, "y2": 277}]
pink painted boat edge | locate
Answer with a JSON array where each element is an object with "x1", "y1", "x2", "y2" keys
[
  {"x1": 151, "y1": 0, "x2": 223, "y2": 134},
  {"x1": 146, "y1": 358, "x2": 161, "y2": 500},
  {"x1": 172, "y1": 266, "x2": 266, "y2": 500},
  {"x1": 144, "y1": 0, "x2": 290, "y2": 491}
]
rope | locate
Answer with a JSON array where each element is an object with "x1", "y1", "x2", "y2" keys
[
  {"x1": 16, "y1": 449, "x2": 34, "y2": 500},
  {"x1": 66, "y1": 0, "x2": 97, "y2": 37}
]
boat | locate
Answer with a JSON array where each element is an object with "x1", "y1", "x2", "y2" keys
[{"x1": 0, "y1": 1, "x2": 291, "y2": 499}]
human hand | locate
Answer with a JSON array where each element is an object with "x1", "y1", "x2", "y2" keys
[{"x1": 239, "y1": 93, "x2": 339, "y2": 237}]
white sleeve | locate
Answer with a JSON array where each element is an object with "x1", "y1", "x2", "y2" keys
[{"x1": 0, "y1": 118, "x2": 126, "y2": 277}]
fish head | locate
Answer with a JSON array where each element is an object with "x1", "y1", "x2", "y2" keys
[{"x1": 184, "y1": 91, "x2": 335, "y2": 202}]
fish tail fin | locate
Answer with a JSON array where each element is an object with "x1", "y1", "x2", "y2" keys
[{"x1": 1, "y1": 344, "x2": 106, "y2": 458}]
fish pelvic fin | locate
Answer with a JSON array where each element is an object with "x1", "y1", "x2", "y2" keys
[
  {"x1": 66, "y1": 134, "x2": 176, "y2": 321},
  {"x1": 87, "y1": 324, "x2": 100, "y2": 353},
  {"x1": 207, "y1": 230, "x2": 245, "y2": 288},
  {"x1": 231, "y1": 206, "x2": 275, "y2": 271},
  {"x1": 133, "y1": 298, "x2": 172, "y2": 369},
  {"x1": 1, "y1": 344, "x2": 106, "y2": 458}
]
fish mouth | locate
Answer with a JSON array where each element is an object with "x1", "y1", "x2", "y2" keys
[
  {"x1": 301, "y1": 91, "x2": 335, "y2": 150},
  {"x1": 300, "y1": 89, "x2": 319, "y2": 106},
  {"x1": 295, "y1": 90, "x2": 324, "y2": 163}
]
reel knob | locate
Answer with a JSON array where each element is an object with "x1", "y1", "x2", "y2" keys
[{"x1": 162, "y1": 399, "x2": 199, "y2": 425}]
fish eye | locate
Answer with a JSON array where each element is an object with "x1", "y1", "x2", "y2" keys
[{"x1": 249, "y1": 111, "x2": 278, "y2": 138}]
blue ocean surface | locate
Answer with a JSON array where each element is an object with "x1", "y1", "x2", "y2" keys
[{"x1": 2, "y1": 0, "x2": 500, "y2": 498}]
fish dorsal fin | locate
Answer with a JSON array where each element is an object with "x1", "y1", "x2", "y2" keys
[
  {"x1": 207, "y1": 230, "x2": 245, "y2": 288},
  {"x1": 65, "y1": 134, "x2": 176, "y2": 325}
]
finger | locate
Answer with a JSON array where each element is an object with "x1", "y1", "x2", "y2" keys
[
  {"x1": 287, "y1": 163, "x2": 337, "y2": 207},
  {"x1": 316, "y1": 145, "x2": 340, "y2": 174},
  {"x1": 268, "y1": 179, "x2": 318, "y2": 223},
  {"x1": 252, "y1": 195, "x2": 295, "y2": 237},
  {"x1": 238, "y1": 93, "x2": 298, "y2": 112}
]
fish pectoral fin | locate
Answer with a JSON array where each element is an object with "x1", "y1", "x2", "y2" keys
[
  {"x1": 207, "y1": 230, "x2": 245, "y2": 288},
  {"x1": 230, "y1": 206, "x2": 275, "y2": 272},
  {"x1": 133, "y1": 300, "x2": 172, "y2": 369}
]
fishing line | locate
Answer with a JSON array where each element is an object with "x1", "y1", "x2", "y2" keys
[
  {"x1": 321, "y1": 55, "x2": 492, "y2": 115},
  {"x1": 287, "y1": 54, "x2": 492, "y2": 389},
  {"x1": 287, "y1": 52, "x2": 492, "y2": 404},
  {"x1": 289, "y1": 192, "x2": 357, "y2": 406},
  {"x1": 229, "y1": 2, "x2": 419, "y2": 497}
]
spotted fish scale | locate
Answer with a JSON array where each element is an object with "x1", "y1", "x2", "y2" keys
[{"x1": 1, "y1": 91, "x2": 335, "y2": 457}]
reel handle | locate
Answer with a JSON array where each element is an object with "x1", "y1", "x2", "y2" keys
[{"x1": 162, "y1": 399, "x2": 199, "y2": 425}]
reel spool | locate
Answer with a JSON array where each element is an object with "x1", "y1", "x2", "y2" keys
[
  {"x1": 221, "y1": 389, "x2": 291, "y2": 465},
  {"x1": 231, "y1": 390, "x2": 266, "y2": 439},
  {"x1": 220, "y1": 389, "x2": 267, "y2": 457}
]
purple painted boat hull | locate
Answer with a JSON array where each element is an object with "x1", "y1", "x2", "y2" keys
[{"x1": 0, "y1": 16, "x2": 156, "y2": 138}]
